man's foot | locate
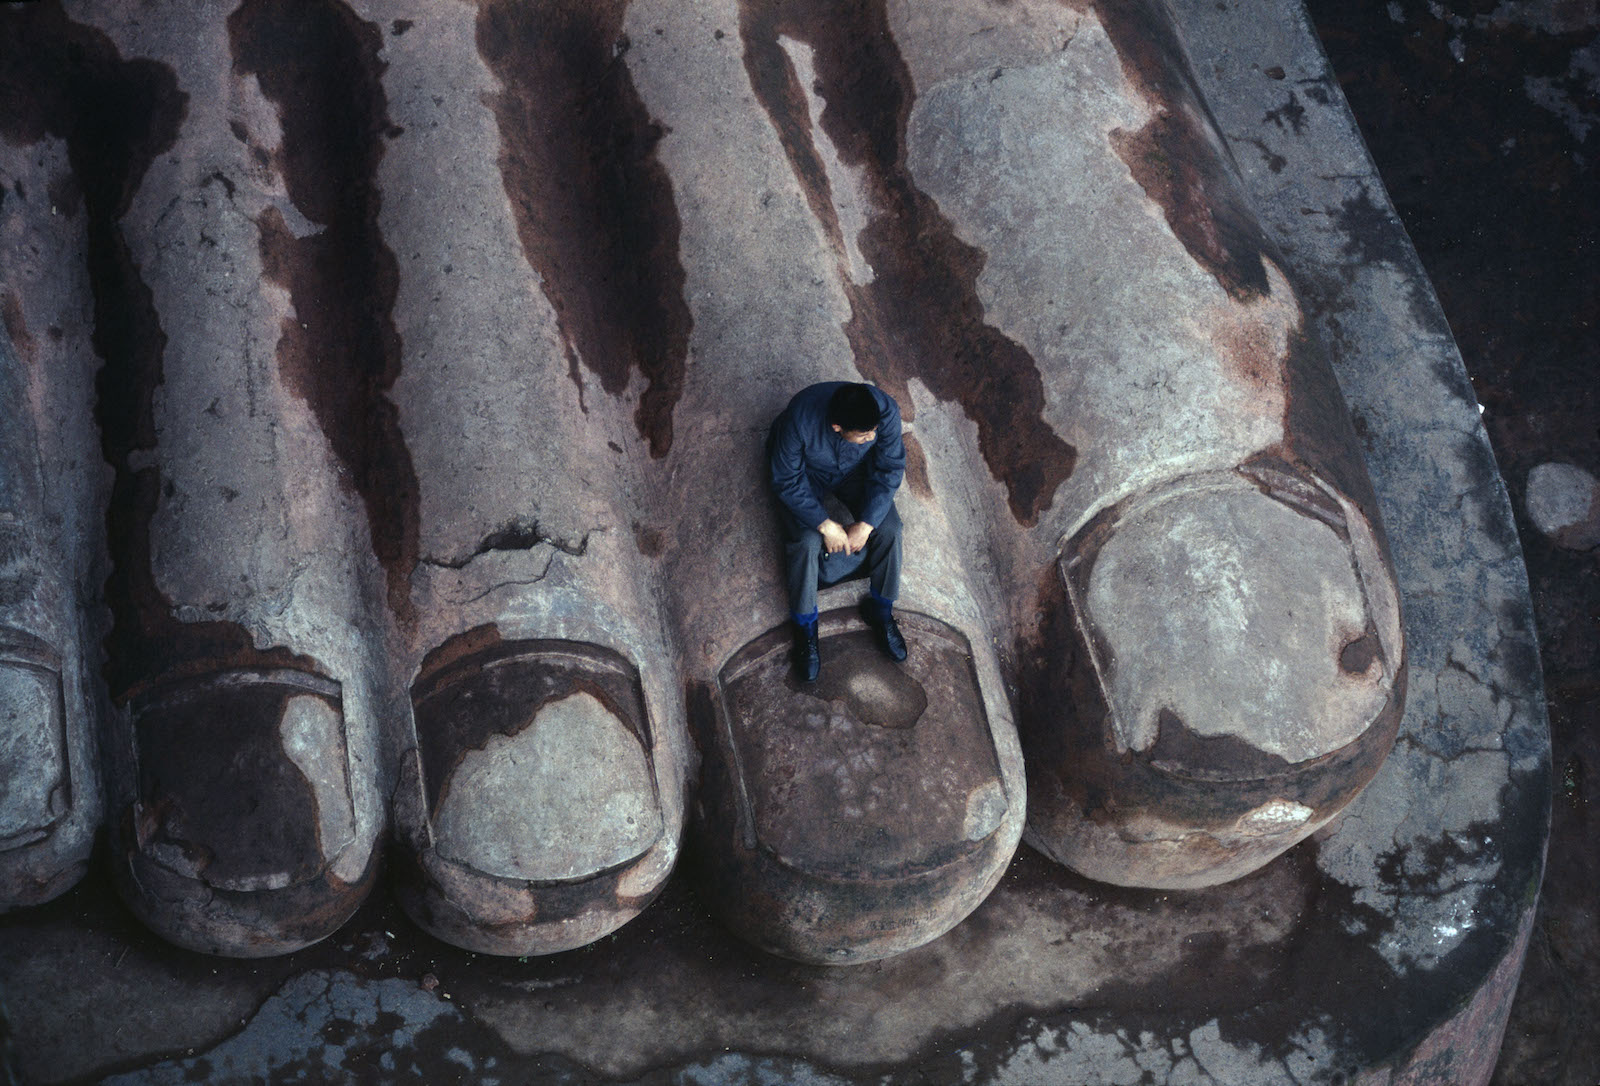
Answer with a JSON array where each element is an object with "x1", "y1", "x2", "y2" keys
[
  {"x1": 794, "y1": 621, "x2": 821, "y2": 682},
  {"x1": 860, "y1": 599, "x2": 908, "y2": 662}
]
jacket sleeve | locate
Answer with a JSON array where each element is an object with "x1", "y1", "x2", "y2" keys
[
  {"x1": 860, "y1": 393, "x2": 905, "y2": 528},
  {"x1": 769, "y1": 415, "x2": 831, "y2": 530}
]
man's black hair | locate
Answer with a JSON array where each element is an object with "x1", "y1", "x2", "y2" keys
[{"x1": 827, "y1": 383, "x2": 882, "y2": 433}]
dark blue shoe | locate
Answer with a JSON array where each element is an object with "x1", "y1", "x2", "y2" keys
[
  {"x1": 859, "y1": 599, "x2": 908, "y2": 662},
  {"x1": 794, "y1": 622, "x2": 821, "y2": 682}
]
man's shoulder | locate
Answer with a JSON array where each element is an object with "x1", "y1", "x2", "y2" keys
[
  {"x1": 788, "y1": 381, "x2": 845, "y2": 409},
  {"x1": 867, "y1": 384, "x2": 900, "y2": 415}
]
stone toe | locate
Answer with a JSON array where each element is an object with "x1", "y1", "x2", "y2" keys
[
  {"x1": 1025, "y1": 463, "x2": 1405, "y2": 888},
  {"x1": 691, "y1": 610, "x2": 1020, "y2": 965},
  {"x1": 116, "y1": 668, "x2": 374, "y2": 957},
  {"x1": 395, "y1": 638, "x2": 668, "y2": 956}
]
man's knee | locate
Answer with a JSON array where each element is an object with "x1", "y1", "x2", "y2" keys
[
  {"x1": 872, "y1": 506, "x2": 902, "y2": 541},
  {"x1": 789, "y1": 529, "x2": 824, "y2": 559}
]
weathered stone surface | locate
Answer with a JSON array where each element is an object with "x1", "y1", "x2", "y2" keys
[
  {"x1": 0, "y1": 0, "x2": 391, "y2": 952},
  {"x1": 373, "y1": 0, "x2": 690, "y2": 953},
  {"x1": 691, "y1": 609, "x2": 1017, "y2": 963},
  {"x1": 1034, "y1": 465, "x2": 1404, "y2": 887}
]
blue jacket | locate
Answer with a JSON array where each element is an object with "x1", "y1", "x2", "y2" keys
[{"x1": 768, "y1": 383, "x2": 905, "y2": 530}]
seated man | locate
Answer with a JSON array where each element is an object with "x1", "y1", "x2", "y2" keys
[{"x1": 768, "y1": 382, "x2": 908, "y2": 681}]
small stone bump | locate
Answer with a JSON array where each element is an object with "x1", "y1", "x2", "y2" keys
[{"x1": 1525, "y1": 461, "x2": 1600, "y2": 550}]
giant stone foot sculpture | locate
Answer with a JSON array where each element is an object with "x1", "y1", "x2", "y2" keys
[{"x1": 0, "y1": 0, "x2": 1403, "y2": 963}]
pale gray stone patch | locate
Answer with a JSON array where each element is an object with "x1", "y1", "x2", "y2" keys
[
  {"x1": 991, "y1": 1020, "x2": 1200, "y2": 1085},
  {"x1": 675, "y1": 1056, "x2": 856, "y2": 1086},
  {"x1": 780, "y1": 36, "x2": 877, "y2": 285},
  {"x1": 0, "y1": 658, "x2": 64, "y2": 844},
  {"x1": 278, "y1": 693, "x2": 356, "y2": 863},
  {"x1": 1186, "y1": 1021, "x2": 1280, "y2": 1085},
  {"x1": 432, "y1": 692, "x2": 661, "y2": 882},
  {"x1": 888, "y1": 0, "x2": 1084, "y2": 87},
  {"x1": 1086, "y1": 477, "x2": 1387, "y2": 760}
]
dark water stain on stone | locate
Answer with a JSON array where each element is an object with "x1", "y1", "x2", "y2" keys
[
  {"x1": 46, "y1": 170, "x2": 80, "y2": 217},
  {"x1": 1094, "y1": 0, "x2": 1274, "y2": 301},
  {"x1": 0, "y1": 2, "x2": 322, "y2": 697},
  {"x1": 131, "y1": 674, "x2": 335, "y2": 888},
  {"x1": 475, "y1": 0, "x2": 691, "y2": 458},
  {"x1": 1339, "y1": 631, "x2": 1380, "y2": 675},
  {"x1": 1272, "y1": 324, "x2": 1385, "y2": 519},
  {"x1": 739, "y1": 0, "x2": 1076, "y2": 526},
  {"x1": 229, "y1": 0, "x2": 421, "y2": 624},
  {"x1": 631, "y1": 520, "x2": 665, "y2": 557},
  {"x1": 1146, "y1": 707, "x2": 1298, "y2": 782}
]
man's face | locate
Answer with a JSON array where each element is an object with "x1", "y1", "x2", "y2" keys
[{"x1": 831, "y1": 423, "x2": 876, "y2": 445}]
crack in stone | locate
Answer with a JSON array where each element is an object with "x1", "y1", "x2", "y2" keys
[
  {"x1": 419, "y1": 521, "x2": 598, "y2": 571},
  {"x1": 457, "y1": 556, "x2": 562, "y2": 606}
]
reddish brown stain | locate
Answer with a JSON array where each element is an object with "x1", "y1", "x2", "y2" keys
[
  {"x1": 1207, "y1": 306, "x2": 1289, "y2": 392},
  {"x1": 414, "y1": 622, "x2": 504, "y2": 681},
  {"x1": 739, "y1": 0, "x2": 1076, "y2": 525},
  {"x1": 1094, "y1": 0, "x2": 1273, "y2": 301},
  {"x1": 631, "y1": 520, "x2": 666, "y2": 557},
  {"x1": 229, "y1": 0, "x2": 421, "y2": 624},
  {"x1": 1148, "y1": 706, "x2": 1298, "y2": 782},
  {"x1": 475, "y1": 0, "x2": 692, "y2": 458},
  {"x1": 0, "y1": 2, "x2": 324, "y2": 698},
  {"x1": 901, "y1": 430, "x2": 932, "y2": 500},
  {"x1": 0, "y1": 292, "x2": 35, "y2": 367}
]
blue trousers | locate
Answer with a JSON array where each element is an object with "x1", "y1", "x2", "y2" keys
[{"x1": 776, "y1": 472, "x2": 902, "y2": 621}]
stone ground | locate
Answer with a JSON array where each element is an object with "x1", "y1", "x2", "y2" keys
[{"x1": 1302, "y1": 1, "x2": 1598, "y2": 1082}]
